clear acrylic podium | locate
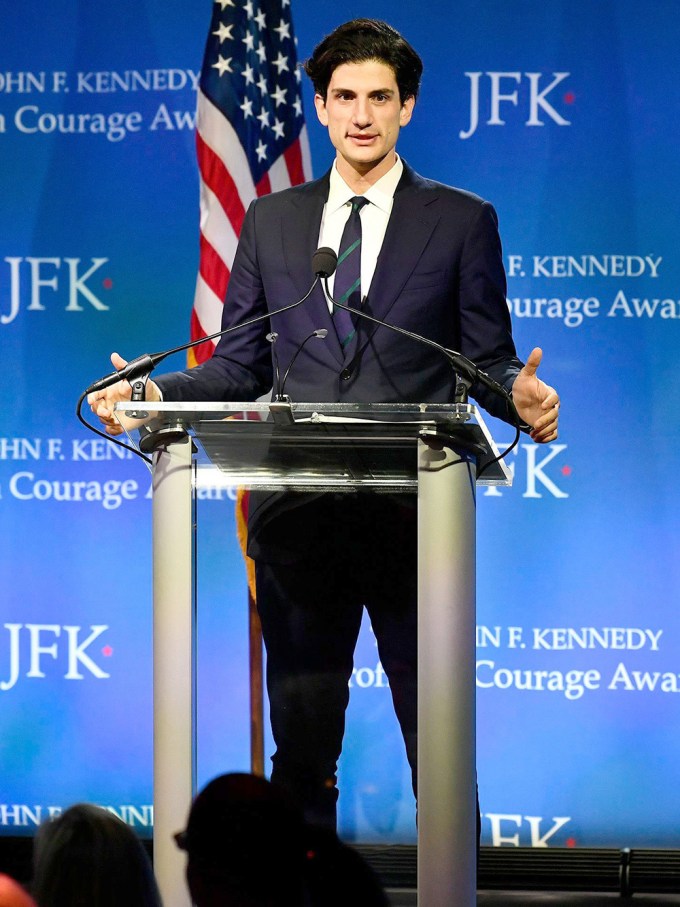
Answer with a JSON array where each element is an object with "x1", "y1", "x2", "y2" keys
[{"x1": 118, "y1": 400, "x2": 512, "y2": 907}]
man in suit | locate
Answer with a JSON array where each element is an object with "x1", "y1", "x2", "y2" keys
[{"x1": 90, "y1": 19, "x2": 560, "y2": 830}]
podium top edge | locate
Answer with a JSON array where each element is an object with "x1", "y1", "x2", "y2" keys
[{"x1": 114, "y1": 401, "x2": 479, "y2": 414}]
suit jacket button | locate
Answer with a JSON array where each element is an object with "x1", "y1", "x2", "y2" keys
[{"x1": 340, "y1": 368, "x2": 352, "y2": 381}]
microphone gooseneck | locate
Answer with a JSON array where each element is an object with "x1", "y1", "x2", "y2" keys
[
  {"x1": 320, "y1": 263, "x2": 522, "y2": 476},
  {"x1": 80, "y1": 249, "x2": 332, "y2": 463},
  {"x1": 84, "y1": 250, "x2": 334, "y2": 397},
  {"x1": 279, "y1": 329, "x2": 329, "y2": 400},
  {"x1": 320, "y1": 270, "x2": 514, "y2": 411}
]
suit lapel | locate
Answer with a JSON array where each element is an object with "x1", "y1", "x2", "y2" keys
[{"x1": 364, "y1": 164, "x2": 440, "y2": 326}]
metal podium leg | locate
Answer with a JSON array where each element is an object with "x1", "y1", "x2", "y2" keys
[
  {"x1": 417, "y1": 436, "x2": 477, "y2": 907},
  {"x1": 152, "y1": 438, "x2": 194, "y2": 907}
]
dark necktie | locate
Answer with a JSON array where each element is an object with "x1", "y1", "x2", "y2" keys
[{"x1": 332, "y1": 196, "x2": 369, "y2": 354}]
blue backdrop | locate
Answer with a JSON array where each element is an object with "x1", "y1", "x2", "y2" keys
[{"x1": 2, "y1": 1, "x2": 679, "y2": 849}]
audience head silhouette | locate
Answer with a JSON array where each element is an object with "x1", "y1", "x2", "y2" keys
[
  {"x1": 176, "y1": 772, "x2": 388, "y2": 906},
  {"x1": 178, "y1": 772, "x2": 307, "y2": 906},
  {"x1": 32, "y1": 803, "x2": 162, "y2": 907}
]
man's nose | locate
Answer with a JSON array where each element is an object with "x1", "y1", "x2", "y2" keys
[{"x1": 352, "y1": 98, "x2": 372, "y2": 127}]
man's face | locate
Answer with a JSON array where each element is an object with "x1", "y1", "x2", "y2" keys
[{"x1": 314, "y1": 60, "x2": 415, "y2": 182}]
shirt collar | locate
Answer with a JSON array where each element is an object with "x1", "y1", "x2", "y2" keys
[{"x1": 327, "y1": 155, "x2": 403, "y2": 215}]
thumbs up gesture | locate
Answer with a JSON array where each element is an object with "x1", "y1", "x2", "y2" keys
[{"x1": 511, "y1": 347, "x2": 560, "y2": 443}]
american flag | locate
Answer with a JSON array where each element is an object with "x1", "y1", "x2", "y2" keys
[{"x1": 189, "y1": 0, "x2": 313, "y2": 365}]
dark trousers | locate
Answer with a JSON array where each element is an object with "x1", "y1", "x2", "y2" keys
[{"x1": 254, "y1": 494, "x2": 418, "y2": 829}]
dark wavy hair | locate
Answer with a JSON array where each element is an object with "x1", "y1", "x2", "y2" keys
[{"x1": 304, "y1": 19, "x2": 423, "y2": 103}]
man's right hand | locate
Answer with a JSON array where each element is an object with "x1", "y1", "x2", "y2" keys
[{"x1": 87, "y1": 352, "x2": 161, "y2": 436}]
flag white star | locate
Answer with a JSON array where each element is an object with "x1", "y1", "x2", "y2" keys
[
  {"x1": 214, "y1": 0, "x2": 235, "y2": 9},
  {"x1": 244, "y1": 0, "x2": 254, "y2": 17},
  {"x1": 282, "y1": 0, "x2": 290, "y2": 7},
  {"x1": 212, "y1": 22, "x2": 234, "y2": 43},
  {"x1": 256, "y1": 73, "x2": 268, "y2": 95},
  {"x1": 271, "y1": 84, "x2": 287, "y2": 107},
  {"x1": 242, "y1": 32, "x2": 255, "y2": 52},
  {"x1": 255, "y1": 139, "x2": 268, "y2": 161},
  {"x1": 240, "y1": 97, "x2": 254, "y2": 119},
  {"x1": 256, "y1": 42, "x2": 267, "y2": 64},
  {"x1": 274, "y1": 19, "x2": 291, "y2": 41},
  {"x1": 242, "y1": 63, "x2": 255, "y2": 85},
  {"x1": 254, "y1": 10, "x2": 266, "y2": 30},
  {"x1": 272, "y1": 117, "x2": 285, "y2": 139},
  {"x1": 272, "y1": 52, "x2": 289, "y2": 74},
  {"x1": 212, "y1": 55, "x2": 233, "y2": 76},
  {"x1": 257, "y1": 107, "x2": 270, "y2": 129},
  {"x1": 293, "y1": 97, "x2": 302, "y2": 116}
]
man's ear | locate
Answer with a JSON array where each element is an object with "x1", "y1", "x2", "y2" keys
[
  {"x1": 400, "y1": 96, "x2": 415, "y2": 127},
  {"x1": 314, "y1": 93, "x2": 329, "y2": 126}
]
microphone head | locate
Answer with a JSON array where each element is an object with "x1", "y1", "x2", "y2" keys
[
  {"x1": 266, "y1": 332, "x2": 279, "y2": 342},
  {"x1": 312, "y1": 247, "x2": 337, "y2": 278},
  {"x1": 313, "y1": 329, "x2": 328, "y2": 339}
]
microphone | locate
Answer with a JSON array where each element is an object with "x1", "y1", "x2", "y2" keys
[
  {"x1": 311, "y1": 246, "x2": 338, "y2": 279},
  {"x1": 279, "y1": 329, "x2": 328, "y2": 400},
  {"x1": 85, "y1": 248, "x2": 336, "y2": 396}
]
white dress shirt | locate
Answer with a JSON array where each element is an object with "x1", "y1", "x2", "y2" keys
[{"x1": 318, "y1": 156, "x2": 403, "y2": 309}]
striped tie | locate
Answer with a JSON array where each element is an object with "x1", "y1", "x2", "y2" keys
[{"x1": 333, "y1": 195, "x2": 369, "y2": 354}]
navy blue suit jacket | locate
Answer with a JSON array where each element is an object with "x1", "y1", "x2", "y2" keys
[
  {"x1": 158, "y1": 162, "x2": 522, "y2": 410},
  {"x1": 157, "y1": 162, "x2": 524, "y2": 558}
]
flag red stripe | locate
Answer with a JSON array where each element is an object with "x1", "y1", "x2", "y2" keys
[
  {"x1": 196, "y1": 130, "x2": 247, "y2": 236},
  {"x1": 198, "y1": 233, "x2": 230, "y2": 303},
  {"x1": 284, "y1": 140, "x2": 305, "y2": 186},
  {"x1": 256, "y1": 172, "x2": 271, "y2": 196}
]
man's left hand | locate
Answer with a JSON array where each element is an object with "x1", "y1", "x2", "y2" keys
[{"x1": 511, "y1": 347, "x2": 560, "y2": 443}]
